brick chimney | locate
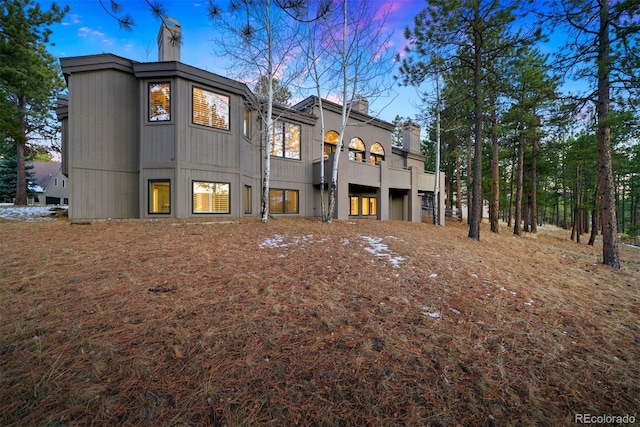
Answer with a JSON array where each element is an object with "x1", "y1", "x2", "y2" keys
[
  {"x1": 402, "y1": 121, "x2": 421, "y2": 153},
  {"x1": 158, "y1": 17, "x2": 181, "y2": 62}
]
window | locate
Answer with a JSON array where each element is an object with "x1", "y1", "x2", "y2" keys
[
  {"x1": 62, "y1": 179, "x2": 66, "y2": 188},
  {"x1": 349, "y1": 195, "x2": 377, "y2": 216},
  {"x1": 193, "y1": 181, "x2": 230, "y2": 214},
  {"x1": 149, "y1": 180, "x2": 170, "y2": 214},
  {"x1": 349, "y1": 137, "x2": 365, "y2": 162},
  {"x1": 244, "y1": 185, "x2": 252, "y2": 214},
  {"x1": 349, "y1": 196, "x2": 359, "y2": 216},
  {"x1": 370, "y1": 142, "x2": 385, "y2": 164},
  {"x1": 324, "y1": 130, "x2": 339, "y2": 157},
  {"x1": 149, "y1": 82, "x2": 171, "y2": 121},
  {"x1": 54, "y1": 178, "x2": 58, "y2": 187},
  {"x1": 192, "y1": 87, "x2": 230, "y2": 130},
  {"x1": 271, "y1": 121, "x2": 301, "y2": 160},
  {"x1": 363, "y1": 197, "x2": 377, "y2": 216},
  {"x1": 243, "y1": 106, "x2": 251, "y2": 138},
  {"x1": 269, "y1": 189, "x2": 299, "y2": 214}
]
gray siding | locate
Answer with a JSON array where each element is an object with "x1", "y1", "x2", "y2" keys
[
  {"x1": 67, "y1": 68, "x2": 139, "y2": 219},
  {"x1": 61, "y1": 55, "x2": 440, "y2": 223},
  {"x1": 71, "y1": 169, "x2": 138, "y2": 218}
]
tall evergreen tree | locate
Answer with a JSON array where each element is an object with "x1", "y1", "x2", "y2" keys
[
  {"x1": 0, "y1": 0, "x2": 68, "y2": 205},
  {"x1": 547, "y1": 0, "x2": 640, "y2": 268},
  {"x1": 0, "y1": 148, "x2": 35, "y2": 203},
  {"x1": 400, "y1": 0, "x2": 541, "y2": 240}
]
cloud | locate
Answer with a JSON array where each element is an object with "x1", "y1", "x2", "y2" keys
[
  {"x1": 78, "y1": 27, "x2": 105, "y2": 38},
  {"x1": 62, "y1": 14, "x2": 81, "y2": 26}
]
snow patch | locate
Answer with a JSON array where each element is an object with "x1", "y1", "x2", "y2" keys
[
  {"x1": 360, "y1": 235, "x2": 406, "y2": 268},
  {"x1": 449, "y1": 308, "x2": 461, "y2": 315},
  {"x1": 421, "y1": 307, "x2": 440, "y2": 318},
  {"x1": 259, "y1": 233, "x2": 407, "y2": 269},
  {"x1": 0, "y1": 205, "x2": 65, "y2": 222}
]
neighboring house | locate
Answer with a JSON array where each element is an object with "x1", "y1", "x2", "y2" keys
[
  {"x1": 56, "y1": 21, "x2": 444, "y2": 223},
  {"x1": 29, "y1": 161, "x2": 69, "y2": 206}
]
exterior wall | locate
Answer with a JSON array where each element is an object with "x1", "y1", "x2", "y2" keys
[
  {"x1": 65, "y1": 62, "x2": 139, "y2": 219},
  {"x1": 138, "y1": 75, "x2": 248, "y2": 218},
  {"x1": 60, "y1": 54, "x2": 443, "y2": 224}
]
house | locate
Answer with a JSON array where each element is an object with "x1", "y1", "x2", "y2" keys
[
  {"x1": 56, "y1": 20, "x2": 444, "y2": 223},
  {"x1": 28, "y1": 161, "x2": 69, "y2": 206}
]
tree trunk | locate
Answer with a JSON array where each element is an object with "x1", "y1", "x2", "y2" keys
[
  {"x1": 15, "y1": 96, "x2": 28, "y2": 206},
  {"x1": 588, "y1": 202, "x2": 598, "y2": 246},
  {"x1": 489, "y1": 103, "x2": 499, "y2": 233},
  {"x1": 530, "y1": 127, "x2": 538, "y2": 233},
  {"x1": 514, "y1": 129, "x2": 524, "y2": 236},
  {"x1": 455, "y1": 146, "x2": 463, "y2": 222},
  {"x1": 508, "y1": 152, "x2": 515, "y2": 227},
  {"x1": 596, "y1": 1, "x2": 620, "y2": 268},
  {"x1": 466, "y1": 135, "x2": 473, "y2": 225},
  {"x1": 562, "y1": 169, "x2": 568, "y2": 229},
  {"x1": 468, "y1": 10, "x2": 483, "y2": 241}
]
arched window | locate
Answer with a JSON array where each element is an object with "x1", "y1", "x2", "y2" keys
[
  {"x1": 349, "y1": 137, "x2": 365, "y2": 162},
  {"x1": 324, "y1": 131, "x2": 339, "y2": 156},
  {"x1": 370, "y1": 142, "x2": 385, "y2": 165}
]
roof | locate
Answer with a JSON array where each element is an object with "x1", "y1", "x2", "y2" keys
[
  {"x1": 293, "y1": 96, "x2": 395, "y2": 131},
  {"x1": 29, "y1": 162, "x2": 61, "y2": 191}
]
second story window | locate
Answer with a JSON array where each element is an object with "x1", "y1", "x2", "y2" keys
[
  {"x1": 349, "y1": 137, "x2": 365, "y2": 162},
  {"x1": 324, "y1": 130, "x2": 339, "y2": 157},
  {"x1": 149, "y1": 82, "x2": 171, "y2": 121},
  {"x1": 193, "y1": 87, "x2": 230, "y2": 130},
  {"x1": 370, "y1": 142, "x2": 385, "y2": 164},
  {"x1": 271, "y1": 121, "x2": 301, "y2": 160}
]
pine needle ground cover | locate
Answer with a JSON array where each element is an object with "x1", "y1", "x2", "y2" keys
[{"x1": 1, "y1": 216, "x2": 638, "y2": 426}]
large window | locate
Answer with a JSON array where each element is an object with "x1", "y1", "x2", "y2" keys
[
  {"x1": 192, "y1": 87, "x2": 230, "y2": 130},
  {"x1": 269, "y1": 189, "x2": 299, "y2": 214},
  {"x1": 193, "y1": 181, "x2": 230, "y2": 214},
  {"x1": 324, "y1": 130, "x2": 339, "y2": 157},
  {"x1": 349, "y1": 137, "x2": 365, "y2": 162},
  {"x1": 149, "y1": 180, "x2": 170, "y2": 214},
  {"x1": 349, "y1": 195, "x2": 377, "y2": 217},
  {"x1": 149, "y1": 82, "x2": 171, "y2": 121},
  {"x1": 370, "y1": 142, "x2": 385, "y2": 165},
  {"x1": 271, "y1": 121, "x2": 301, "y2": 160}
]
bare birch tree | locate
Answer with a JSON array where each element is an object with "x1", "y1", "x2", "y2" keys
[
  {"x1": 310, "y1": 0, "x2": 395, "y2": 222},
  {"x1": 207, "y1": 0, "x2": 309, "y2": 223}
]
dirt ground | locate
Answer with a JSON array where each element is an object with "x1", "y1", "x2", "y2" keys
[{"x1": 1, "y1": 213, "x2": 638, "y2": 426}]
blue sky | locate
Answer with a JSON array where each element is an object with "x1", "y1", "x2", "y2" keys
[
  {"x1": 42, "y1": 1, "x2": 586, "y2": 127},
  {"x1": 44, "y1": 0, "x2": 425, "y2": 124}
]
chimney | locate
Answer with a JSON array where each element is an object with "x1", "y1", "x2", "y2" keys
[
  {"x1": 157, "y1": 17, "x2": 181, "y2": 62},
  {"x1": 349, "y1": 96, "x2": 369, "y2": 115},
  {"x1": 402, "y1": 121, "x2": 421, "y2": 153}
]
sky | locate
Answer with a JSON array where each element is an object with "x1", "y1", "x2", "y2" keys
[{"x1": 43, "y1": 0, "x2": 426, "y2": 124}]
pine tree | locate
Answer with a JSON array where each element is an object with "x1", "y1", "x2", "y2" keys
[
  {"x1": 547, "y1": 0, "x2": 640, "y2": 269},
  {"x1": 400, "y1": 0, "x2": 541, "y2": 240},
  {"x1": 0, "y1": 149, "x2": 35, "y2": 203},
  {"x1": 0, "y1": 0, "x2": 68, "y2": 205}
]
